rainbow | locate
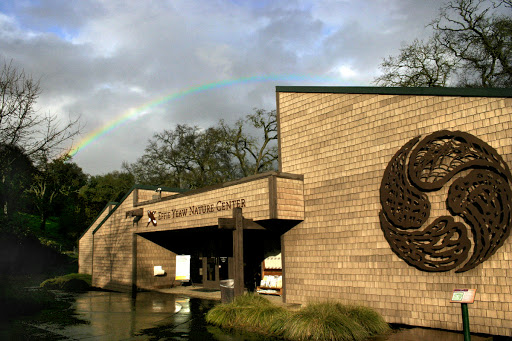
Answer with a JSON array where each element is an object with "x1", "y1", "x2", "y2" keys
[{"x1": 67, "y1": 73, "x2": 345, "y2": 157}]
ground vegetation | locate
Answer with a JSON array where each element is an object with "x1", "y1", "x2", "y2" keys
[
  {"x1": 206, "y1": 294, "x2": 391, "y2": 341},
  {"x1": 40, "y1": 273, "x2": 92, "y2": 291}
]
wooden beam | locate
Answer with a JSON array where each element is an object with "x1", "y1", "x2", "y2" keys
[
  {"x1": 233, "y1": 207, "x2": 244, "y2": 297},
  {"x1": 218, "y1": 218, "x2": 265, "y2": 230},
  {"x1": 218, "y1": 211, "x2": 266, "y2": 299},
  {"x1": 125, "y1": 208, "x2": 143, "y2": 218}
]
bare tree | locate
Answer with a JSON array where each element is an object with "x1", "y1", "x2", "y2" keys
[
  {"x1": 375, "y1": 0, "x2": 512, "y2": 87},
  {"x1": 433, "y1": 0, "x2": 512, "y2": 87},
  {"x1": 220, "y1": 109, "x2": 278, "y2": 177},
  {"x1": 0, "y1": 60, "x2": 81, "y2": 158},
  {"x1": 375, "y1": 38, "x2": 456, "y2": 87},
  {"x1": 0, "y1": 60, "x2": 81, "y2": 219},
  {"x1": 124, "y1": 124, "x2": 237, "y2": 189},
  {"x1": 124, "y1": 109, "x2": 278, "y2": 188}
]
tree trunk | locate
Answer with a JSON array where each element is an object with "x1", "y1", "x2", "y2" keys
[{"x1": 40, "y1": 211, "x2": 48, "y2": 231}]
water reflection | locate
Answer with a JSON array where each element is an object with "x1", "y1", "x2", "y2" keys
[
  {"x1": 59, "y1": 291, "x2": 182, "y2": 339},
  {"x1": 4, "y1": 291, "x2": 488, "y2": 340},
  {"x1": 7, "y1": 291, "x2": 275, "y2": 340},
  {"x1": 137, "y1": 294, "x2": 271, "y2": 341}
]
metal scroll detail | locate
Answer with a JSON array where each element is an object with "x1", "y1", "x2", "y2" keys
[{"x1": 380, "y1": 130, "x2": 512, "y2": 272}]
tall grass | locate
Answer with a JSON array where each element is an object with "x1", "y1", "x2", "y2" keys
[
  {"x1": 283, "y1": 303, "x2": 366, "y2": 341},
  {"x1": 206, "y1": 294, "x2": 289, "y2": 337},
  {"x1": 335, "y1": 304, "x2": 391, "y2": 336},
  {"x1": 206, "y1": 295, "x2": 390, "y2": 341},
  {"x1": 283, "y1": 302, "x2": 390, "y2": 341}
]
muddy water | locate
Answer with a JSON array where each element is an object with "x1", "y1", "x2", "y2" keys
[{"x1": 4, "y1": 291, "x2": 275, "y2": 340}]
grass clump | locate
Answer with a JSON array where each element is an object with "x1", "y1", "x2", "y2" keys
[
  {"x1": 206, "y1": 293, "x2": 290, "y2": 337},
  {"x1": 206, "y1": 295, "x2": 390, "y2": 341},
  {"x1": 283, "y1": 303, "x2": 366, "y2": 341},
  {"x1": 283, "y1": 303, "x2": 390, "y2": 341},
  {"x1": 336, "y1": 304, "x2": 391, "y2": 336},
  {"x1": 40, "y1": 273, "x2": 92, "y2": 292}
]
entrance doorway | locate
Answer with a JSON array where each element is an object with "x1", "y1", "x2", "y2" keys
[{"x1": 202, "y1": 256, "x2": 232, "y2": 289}]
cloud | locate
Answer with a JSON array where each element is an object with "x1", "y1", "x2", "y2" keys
[{"x1": 0, "y1": 0, "x2": 439, "y2": 175}]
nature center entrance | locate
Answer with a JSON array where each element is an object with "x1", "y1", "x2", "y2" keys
[{"x1": 202, "y1": 256, "x2": 232, "y2": 289}]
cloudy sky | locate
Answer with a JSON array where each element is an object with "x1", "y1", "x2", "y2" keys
[{"x1": 0, "y1": 0, "x2": 441, "y2": 175}]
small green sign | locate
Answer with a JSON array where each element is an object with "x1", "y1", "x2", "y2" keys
[
  {"x1": 451, "y1": 292, "x2": 464, "y2": 301},
  {"x1": 450, "y1": 289, "x2": 476, "y2": 304}
]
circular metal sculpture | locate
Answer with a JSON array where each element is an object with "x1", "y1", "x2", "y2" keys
[{"x1": 380, "y1": 130, "x2": 512, "y2": 272}]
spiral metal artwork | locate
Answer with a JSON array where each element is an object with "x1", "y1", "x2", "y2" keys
[{"x1": 380, "y1": 130, "x2": 512, "y2": 272}]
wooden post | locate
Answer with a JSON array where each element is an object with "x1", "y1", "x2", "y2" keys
[
  {"x1": 233, "y1": 207, "x2": 244, "y2": 297},
  {"x1": 218, "y1": 209, "x2": 264, "y2": 298}
]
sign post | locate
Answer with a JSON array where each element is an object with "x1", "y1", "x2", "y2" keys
[
  {"x1": 218, "y1": 208, "x2": 265, "y2": 298},
  {"x1": 450, "y1": 288, "x2": 476, "y2": 341}
]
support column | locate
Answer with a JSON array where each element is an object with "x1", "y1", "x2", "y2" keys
[
  {"x1": 218, "y1": 209, "x2": 265, "y2": 298},
  {"x1": 233, "y1": 207, "x2": 244, "y2": 297},
  {"x1": 131, "y1": 233, "x2": 138, "y2": 297}
]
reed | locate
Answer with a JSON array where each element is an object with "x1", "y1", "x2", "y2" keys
[
  {"x1": 206, "y1": 294, "x2": 391, "y2": 341},
  {"x1": 206, "y1": 293, "x2": 289, "y2": 337},
  {"x1": 335, "y1": 303, "x2": 391, "y2": 336},
  {"x1": 282, "y1": 302, "x2": 368, "y2": 341}
]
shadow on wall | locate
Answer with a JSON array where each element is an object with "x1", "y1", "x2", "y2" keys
[
  {"x1": 137, "y1": 264, "x2": 176, "y2": 290},
  {"x1": 92, "y1": 214, "x2": 133, "y2": 291}
]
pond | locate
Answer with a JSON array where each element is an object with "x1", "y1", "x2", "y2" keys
[{"x1": 3, "y1": 290, "x2": 278, "y2": 340}]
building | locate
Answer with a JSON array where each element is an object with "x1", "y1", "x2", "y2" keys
[{"x1": 79, "y1": 86, "x2": 512, "y2": 336}]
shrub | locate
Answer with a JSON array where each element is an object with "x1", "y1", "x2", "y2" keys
[
  {"x1": 336, "y1": 304, "x2": 391, "y2": 336},
  {"x1": 206, "y1": 296, "x2": 390, "y2": 341},
  {"x1": 40, "y1": 273, "x2": 91, "y2": 292},
  {"x1": 283, "y1": 302, "x2": 368, "y2": 341},
  {"x1": 206, "y1": 293, "x2": 289, "y2": 337}
]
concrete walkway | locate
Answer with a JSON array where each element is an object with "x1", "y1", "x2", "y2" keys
[
  {"x1": 157, "y1": 285, "x2": 495, "y2": 341},
  {"x1": 157, "y1": 285, "x2": 222, "y2": 301}
]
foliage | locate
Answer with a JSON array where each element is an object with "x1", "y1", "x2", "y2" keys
[
  {"x1": 283, "y1": 303, "x2": 367, "y2": 341},
  {"x1": 206, "y1": 294, "x2": 289, "y2": 337},
  {"x1": 124, "y1": 108, "x2": 278, "y2": 189},
  {"x1": 17, "y1": 212, "x2": 78, "y2": 251},
  {"x1": 335, "y1": 304, "x2": 391, "y2": 336},
  {"x1": 40, "y1": 273, "x2": 92, "y2": 291},
  {"x1": 206, "y1": 295, "x2": 390, "y2": 341},
  {"x1": 79, "y1": 170, "x2": 135, "y2": 227},
  {"x1": 0, "y1": 59, "x2": 81, "y2": 246},
  {"x1": 375, "y1": 0, "x2": 512, "y2": 87},
  {"x1": 0, "y1": 235, "x2": 83, "y2": 320},
  {"x1": 0, "y1": 144, "x2": 35, "y2": 223},
  {"x1": 29, "y1": 156, "x2": 88, "y2": 233}
]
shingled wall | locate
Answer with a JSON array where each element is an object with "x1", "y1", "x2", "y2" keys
[
  {"x1": 81, "y1": 174, "x2": 304, "y2": 293},
  {"x1": 277, "y1": 88, "x2": 512, "y2": 336}
]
